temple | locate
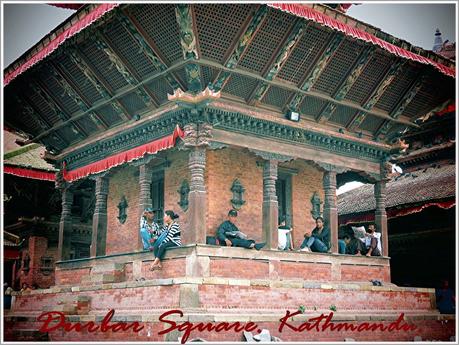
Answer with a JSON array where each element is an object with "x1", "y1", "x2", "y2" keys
[{"x1": 3, "y1": 3, "x2": 456, "y2": 342}]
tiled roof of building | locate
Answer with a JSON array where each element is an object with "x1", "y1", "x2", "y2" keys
[
  {"x1": 4, "y1": 136, "x2": 57, "y2": 172},
  {"x1": 338, "y1": 163, "x2": 455, "y2": 215}
]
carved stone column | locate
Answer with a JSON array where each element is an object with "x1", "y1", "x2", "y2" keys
[
  {"x1": 188, "y1": 147, "x2": 207, "y2": 244},
  {"x1": 57, "y1": 187, "x2": 73, "y2": 261},
  {"x1": 374, "y1": 181, "x2": 388, "y2": 257},
  {"x1": 323, "y1": 170, "x2": 338, "y2": 253},
  {"x1": 262, "y1": 160, "x2": 279, "y2": 249},
  {"x1": 90, "y1": 175, "x2": 109, "y2": 257},
  {"x1": 138, "y1": 162, "x2": 153, "y2": 249}
]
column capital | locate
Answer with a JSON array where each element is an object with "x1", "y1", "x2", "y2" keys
[
  {"x1": 129, "y1": 154, "x2": 156, "y2": 167},
  {"x1": 314, "y1": 162, "x2": 349, "y2": 174},
  {"x1": 182, "y1": 122, "x2": 213, "y2": 148},
  {"x1": 249, "y1": 149, "x2": 294, "y2": 163}
]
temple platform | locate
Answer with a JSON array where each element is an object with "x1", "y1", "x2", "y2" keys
[{"x1": 5, "y1": 245, "x2": 455, "y2": 342}]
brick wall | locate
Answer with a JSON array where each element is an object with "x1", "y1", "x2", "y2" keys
[
  {"x1": 207, "y1": 148, "x2": 263, "y2": 242},
  {"x1": 106, "y1": 165, "x2": 140, "y2": 254},
  {"x1": 102, "y1": 147, "x2": 325, "y2": 254},
  {"x1": 283, "y1": 160, "x2": 324, "y2": 249},
  {"x1": 163, "y1": 150, "x2": 191, "y2": 244},
  {"x1": 17, "y1": 236, "x2": 58, "y2": 289}
]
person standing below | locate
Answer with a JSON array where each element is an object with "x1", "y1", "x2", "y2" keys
[
  {"x1": 149, "y1": 210, "x2": 181, "y2": 271},
  {"x1": 140, "y1": 208, "x2": 160, "y2": 251},
  {"x1": 216, "y1": 210, "x2": 266, "y2": 250},
  {"x1": 300, "y1": 217, "x2": 330, "y2": 253}
]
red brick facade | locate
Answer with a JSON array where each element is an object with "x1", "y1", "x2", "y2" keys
[
  {"x1": 104, "y1": 147, "x2": 325, "y2": 251},
  {"x1": 17, "y1": 236, "x2": 57, "y2": 289},
  {"x1": 106, "y1": 166, "x2": 140, "y2": 254}
]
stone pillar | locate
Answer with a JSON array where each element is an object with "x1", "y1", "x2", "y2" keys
[
  {"x1": 90, "y1": 175, "x2": 109, "y2": 257},
  {"x1": 262, "y1": 160, "x2": 278, "y2": 249},
  {"x1": 323, "y1": 170, "x2": 338, "y2": 253},
  {"x1": 138, "y1": 163, "x2": 153, "y2": 249},
  {"x1": 374, "y1": 181, "x2": 388, "y2": 257},
  {"x1": 57, "y1": 187, "x2": 73, "y2": 261},
  {"x1": 188, "y1": 147, "x2": 207, "y2": 244}
]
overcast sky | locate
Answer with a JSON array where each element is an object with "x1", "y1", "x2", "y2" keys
[{"x1": 2, "y1": 3, "x2": 457, "y2": 68}]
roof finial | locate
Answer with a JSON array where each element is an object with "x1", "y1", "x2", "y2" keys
[{"x1": 433, "y1": 28, "x2": 443, "y2": 52}]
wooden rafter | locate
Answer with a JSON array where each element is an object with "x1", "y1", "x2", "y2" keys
[
  {"x1": 26, "y1": 59, "x2": 189, "y2": 144},
  {"x1": 288, "y1": 32, "x2": 344, "y2": 112},
  {"x1": 94, "y1": 31, "x2": 159, "y2": 107},
  {"x1": 198, "y1": 59, "x2": 419, "y2": 129},
  {"x1": 210, "y1": 5, "x2": 269, "y2": 92},
  {"x1": 346, "y1": 58, "x2": 405, "y2": 131},
  {"x1": 119, "y1": 8, "x2": 183, "y2": 91},
  {"x1": 31, "y1": 78, "x2": 88, "y2": 140},
  {"x1": 316, "y1": 45, "x2": 376, "y2": 123},
  {"x1": 49, "y1": 61, "x2": 108, "y2": 131},
  {"x1": 374, "y1": 71, "x2": 427, "y2": 139},
  {"x1": 67, "y1": 47, "x2": 131, "y2": 121},
  {"x1": 19, "y1": 94, "x2": 71, "y2": 147},
  {"x1": 249, "y1": 18, "x2": 308, "y2": 104}
]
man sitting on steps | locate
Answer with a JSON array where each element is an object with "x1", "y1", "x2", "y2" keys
[{"x1": 216, "y1": 210, "x2": 266, "y2": 250}]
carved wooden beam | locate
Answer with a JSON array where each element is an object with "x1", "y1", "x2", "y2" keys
[
  {"x1": 250, "y1": 19, "x2": 308, "y2": 103},
  {"x1": 67, "y1": 47, "x2": 131, "y2": 121},
  {"x1": 335, "y1": 46, "x2": 376, "y2": 101},
  {"x1": 198, "y1": 59, "x2": 419, "y2": 128},
  {"x1": 49, "y1": 61, "x2": 108, "y2": 131},
  {"x1": 346, "y1": 58, "x2": 405, "y2": 131},
  {"x1": 288, "y1": 32, "x2": 344, "y2": 112},
  {"x1": 374, "y1": 71, "x2": 427, "y2": 140},
  {"x1": 31, "y1": 78, "x2": 88, "y2": 139},
  {"x1": 210, "y1": 5, "x2": 268, "y2": 92},
  {"x1": 26, "y1": 59, "x2": 188, "y2": 144},
  {"x1": 316, "y1": 46, "x2": 376, "y2": 123},
  {"x1": 118, "y1": 8, "x2": 182, "y2": 91},
  {"x1": 175, "y1": 4, "x2": 202, "y2": 93},
  {"x1": 94, "y1": 31, "x2": 159, "y2": 107},
  {"x1": 14, "y1": 94, "x2": 69, "y2": 148}
]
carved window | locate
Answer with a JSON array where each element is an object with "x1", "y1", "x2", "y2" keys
[
  {"x1": 117, "y1": 196, "x2": 128, "y2": 224},
  {"x1": 40, "y1": 256, "x2": 54, "y2": 275},
  {"x1": 230, "y1": 179, "x2": 246, "y2": 210},
  {"x1": 177, "y1": 180, "x2": 190, "y2": 212}
]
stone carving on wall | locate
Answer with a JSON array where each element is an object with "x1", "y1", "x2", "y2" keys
[
  {"x1": 230, "y1": 179, "x2": 246, "y2": 210},
  {"x1": 177, "y1": 180, "x2": 190, "y2": 212},
  {"x1": 310, "y1": 192, "x2": 322, "y2": 219},
  {"x1": 117, "y1": 195, "x2": 128, "y2": 224}
]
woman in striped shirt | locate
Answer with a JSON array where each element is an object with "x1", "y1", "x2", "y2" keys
[{"x1": 149, "y1": 210, "x2": 181, "y2": 271}]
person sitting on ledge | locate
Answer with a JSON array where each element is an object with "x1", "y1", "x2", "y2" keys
[
  {"x1": 140, "y1": 208, "x2": 160, "y2": 251},
  {"x1": 216, "y1": 210, "x2": 266, "y2": 250},
  {"x1": 343, "y1": 234, "x2": 365, "y2": 255},
  {"x1": 364, "y1": 224, "x2": 381, "y2": 257},
  {"x1": 149, "y1": 210, "x2": 181, "y2": 271},
  {"x1": 299, "y1": 217, "x2": 330, "y2": 253}
]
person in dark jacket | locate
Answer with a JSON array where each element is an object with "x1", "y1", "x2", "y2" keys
[
  {"x1": 216, "y1": 210, "x2": 266, "y2": 250},
  {"x1": 149, "y1": 210, "x2": 181, "y2": 271},
  {"x1": 300, "y1": 217, "x2": 330, "y2": 253},
  {"x1": 343, "y1": 234, "x2": 365, "y2": 255}
]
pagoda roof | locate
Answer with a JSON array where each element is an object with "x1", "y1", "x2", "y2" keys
[
  {"x1": 4, "y1": 4, "x2": 456, "y2": 160},
  {"x1": 338, "y1": 162, "x2": 455, "y2": 216}
]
